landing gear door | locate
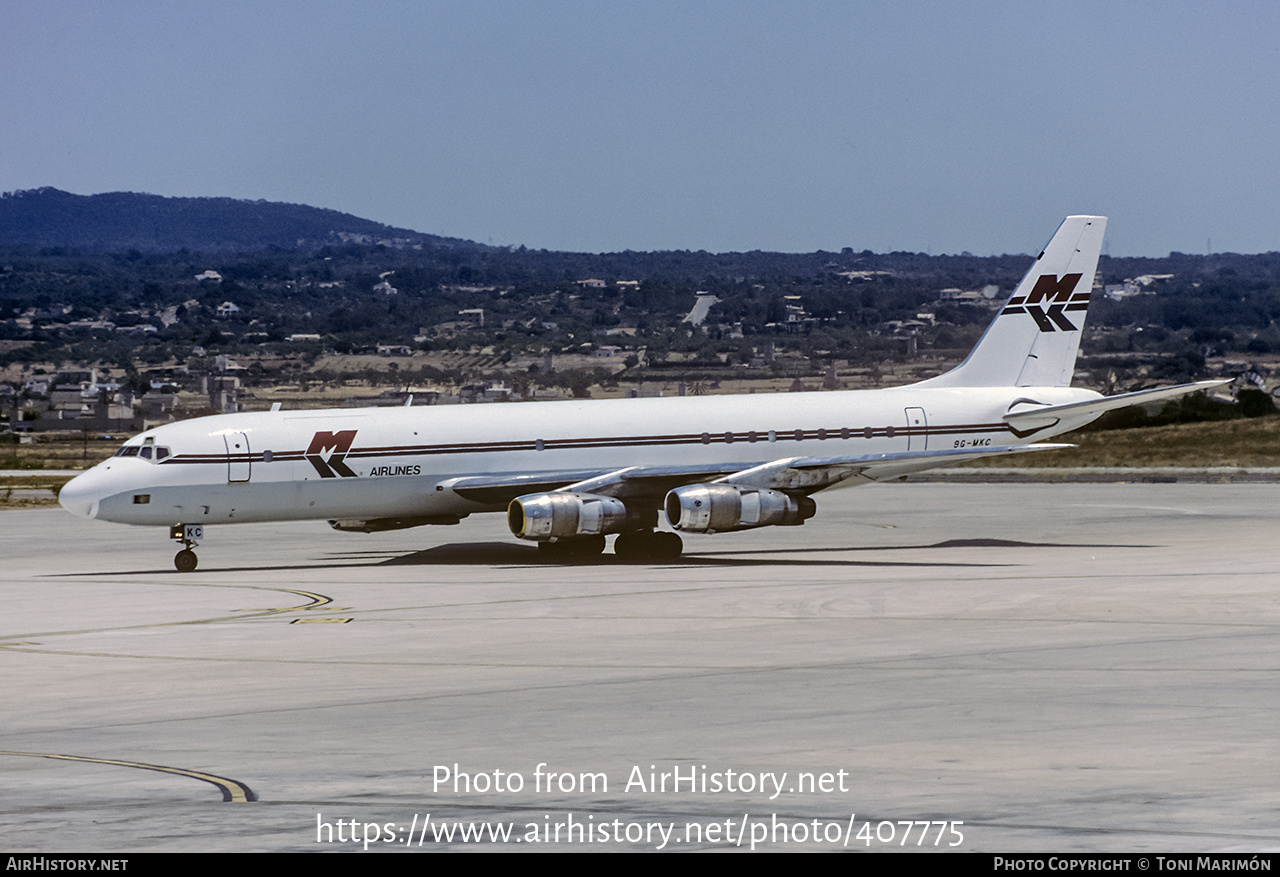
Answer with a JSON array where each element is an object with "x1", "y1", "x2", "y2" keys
[
  {"x1": 904, "y1": 407, "x2": 928, "y2": 451},
  {"x1": 225, "y1": 432, "x2": 251, "y2": 482}
]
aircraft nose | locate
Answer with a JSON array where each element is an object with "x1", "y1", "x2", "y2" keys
[{"x1": 59, "y1": 470, "x2": 101, "y2": 519}]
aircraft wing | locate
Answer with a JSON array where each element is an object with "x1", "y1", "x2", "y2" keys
[
  {"x1": 443, "y1": 463, "x2": 751, "y2": 506},
  {"x1": 707, "y1": 443, "x2": 1074, "y2": 491},
  {"x1": 445, "y1": 442, "x2": 1072, "y2": 506}
]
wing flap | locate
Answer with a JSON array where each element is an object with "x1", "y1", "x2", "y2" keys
[
  {"x1": 714, "y1": 443, "x2": 1073, "y2": 489},
  {"x1": 444, "y1": 462, "x2": 757, "y2": 505},
  {"x1": 442, "y1": 470, "x2": 605, "y2": 505}
]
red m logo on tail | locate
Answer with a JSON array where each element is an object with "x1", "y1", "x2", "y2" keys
[{"x1": 1001, "y1": 273, "x2": 1088, "y2": 332}]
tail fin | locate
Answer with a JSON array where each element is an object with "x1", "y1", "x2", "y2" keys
[{"x1": 921, "y1": 215, "x2": 1107, "y2": 388}]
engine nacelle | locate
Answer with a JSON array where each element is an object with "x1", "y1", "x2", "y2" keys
[
  {"x1": 508, "y1": 492, "x2": 633, "y2": 542},
  {"x1": 664, "y1": 484, "x2": 815, "y2": 534}
]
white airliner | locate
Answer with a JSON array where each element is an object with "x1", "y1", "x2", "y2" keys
[{"x1": 60, "y1": 216, "x2": 1220, "y2": 570}]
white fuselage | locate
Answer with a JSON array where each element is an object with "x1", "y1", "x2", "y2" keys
[{"x1": 59, "y1": 383, "x2": 1100, "y2": 528}]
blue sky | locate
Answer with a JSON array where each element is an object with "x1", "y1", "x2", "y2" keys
[{"x1": 3, "y1": 1, "x2": 1278, "y2": 256}]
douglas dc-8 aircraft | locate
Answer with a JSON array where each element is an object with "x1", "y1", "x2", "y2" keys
[{"x1": 60, "y1": 216, "x2": 1221, "y2": 571}]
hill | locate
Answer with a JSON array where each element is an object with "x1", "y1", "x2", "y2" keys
[{"x1": 0, "y1": 187, "x2": 481, "y2": 253}]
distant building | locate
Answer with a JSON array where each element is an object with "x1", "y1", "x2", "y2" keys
[
  {"x1": 216, "y1": 301, "x2": 241, "y2": 319},
  {"x1": 458, "y1": 382, "x2": 512, "y2": 403},
  {"x1": 140, "y1": 391, "x2": 180, "y2": 421},
  {"x1": 835, "y1": 269, "x2": 895, "y2": 280},
  {"x1": 54, "y1": 369, "x2": 98, "y2": 390},
  {"x1": 1105, "y1": 274, "x2": 1174, "y2": 300},
  {"x1": 65, "y1": 319, "x2": 115, "y2": 331},
  {"x1": 938, "y1": 287, "x2": 993, "y2": 304}
]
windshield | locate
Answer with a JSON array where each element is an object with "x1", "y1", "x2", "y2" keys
[{"x1": 113, "y1": 442, "x2": 172, "y2": 462}]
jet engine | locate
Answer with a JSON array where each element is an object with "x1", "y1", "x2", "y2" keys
[
  {"x1": 508, "y1": 492, "x2": 636, "y2": 542},
  {"x1": 664, "y1": 484, "x2": 815, "y2": 534}
]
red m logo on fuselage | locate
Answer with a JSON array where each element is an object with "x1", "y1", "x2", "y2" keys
[{"x1": 306, "y1": 430, "x2": 358, "y2": 478}]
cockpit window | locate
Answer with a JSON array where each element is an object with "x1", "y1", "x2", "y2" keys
[{"x1": 113, "y1": 444, "x2": 170, "y2": 461}]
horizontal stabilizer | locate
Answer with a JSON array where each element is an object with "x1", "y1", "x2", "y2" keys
[{"x1": 1004, "y1": 380, "x2": 1229, "y2": 430}]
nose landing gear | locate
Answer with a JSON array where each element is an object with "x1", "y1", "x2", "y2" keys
[{"x1": 169, "y1": 524, "x2": 203, "y2": 573}]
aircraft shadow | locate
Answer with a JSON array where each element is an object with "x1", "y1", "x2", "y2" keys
[
  {"x1": 690, "y1": 537, "x2": 1155, "y2": 557},
  {"x1": 51, "y1": 537, "x2": 1150, "y2": 576},
  {"x1": 379, "y1": 542, "x2": 1009, "y2": 569},
  {"x1": 374, "y1": 537, "x2": 1150, "y2": 568}
]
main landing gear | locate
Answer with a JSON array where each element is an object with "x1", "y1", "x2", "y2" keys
[
  {"x1": 169, "y1": 524, "x2": 203, "y2": 573},
  {"x1": 537, "y1": 534, "x2": 607, "y2": 559},
  {"x1": 613, "y1": 530, "x2": 683, "y2": 562},
  {"x1": 534, "y1": 530, "x2": 684, "y2": 562}
]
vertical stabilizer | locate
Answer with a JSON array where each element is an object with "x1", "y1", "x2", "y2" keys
[{"x1": 920, "y1": 215, "x2": 1107, "y2": 388}]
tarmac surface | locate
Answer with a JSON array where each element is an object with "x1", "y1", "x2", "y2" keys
[{"x1": 2, "y1": 482, "x2": 1279, "y2": 852}]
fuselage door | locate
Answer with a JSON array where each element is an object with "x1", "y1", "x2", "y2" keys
[
  {"x1": 225, "y1": 432, "x2": 251, "y2": 482},
  {"x1": 904, "y1": 407, "x2": 928, "y2": 451}
]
